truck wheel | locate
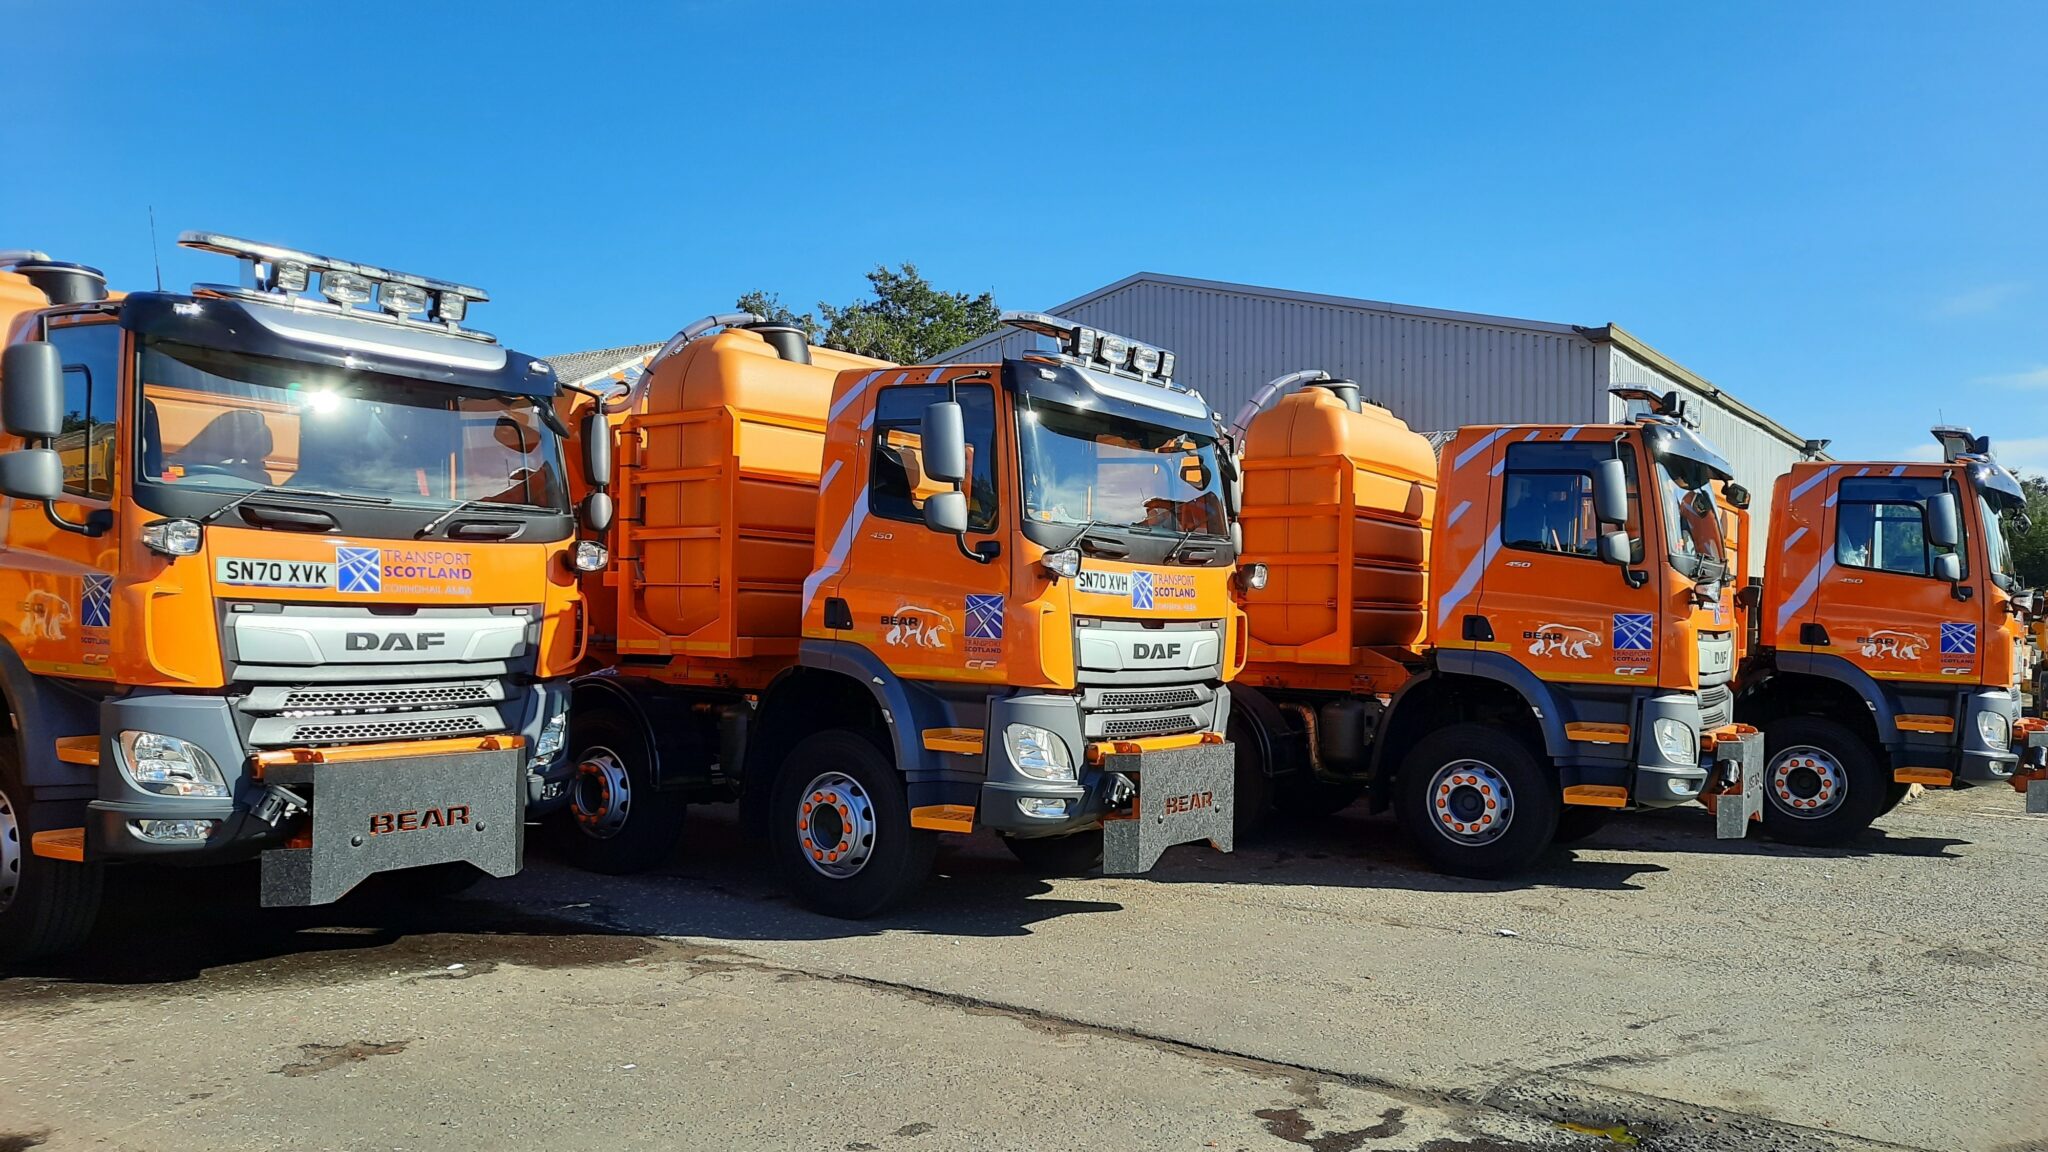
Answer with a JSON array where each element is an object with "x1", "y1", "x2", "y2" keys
[
  {"x1": 553, "y1": 711, "x2": 687, "y2": 875},
  {"x1": 1758, "y1": 716, "x2": 1885, "y2": 846},
  {"x1": 1002, "y1": 830, "x2": 1103, "y2": 876},
  {"x1": 1551, "y1": 807, "x2": 1611, "y2": 844},
  {"x1": 769, "y1": 730, "x2": 935, "y2": 919},
  {"x1": 0, "y1": 741, "x2": 103, "y2": 962},
  {"x1": 1395, "y1": 725, "x2": 1559, "y2": 878},
  {"x1": 1227, "y1": 713, "x2": 1274, "y2": 840}
]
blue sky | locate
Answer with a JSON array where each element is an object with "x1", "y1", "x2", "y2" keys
[{"x1": 6, "y1": 2, "x2": 2043, "y2": 466}]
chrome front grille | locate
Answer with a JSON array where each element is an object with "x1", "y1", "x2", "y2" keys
[
  {"x1": 1699, "y1": 682, "x2": 1734, "y2": 731},
  {"x1": 286, "y1": 714, "x2": 489, "y2": 743},
  {"x1": 1096, "y1": 686, "x2": 1204, "y2": 711},
  {"x1": 1099, "y1": 714, "x2": 1200, "y2": 739},
  {"x1": 275, "y1": 681, "x2": 497, "y2": 711}
]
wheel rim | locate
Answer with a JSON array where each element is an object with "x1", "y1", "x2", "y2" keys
[
  {"x1": 570, "y1": 748, "x2": 633, "y2": 840},
  {"x1": 797, "y1": 771, "x2": 876, "y2": 879},
  {"x1": 0, "y1": 782, "x2": 19, "y2": 914},
  {"x1": 1768, "y1": 744, "x2": 1847, "y2": 819},
  {"x1": 1426, "y1": 759, "x2": 1513, "y2": 846}
]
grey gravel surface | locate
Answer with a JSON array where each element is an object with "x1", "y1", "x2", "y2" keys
[{"x1": 2, "y1": 784, "x2": 2042, "y2": 1152}]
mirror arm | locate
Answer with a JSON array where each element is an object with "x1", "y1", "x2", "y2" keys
[
  {"x1": 957, "y1": 536, "x2": 998, "y2": 564},
  {"x1": 43, "y1": 500, "x2": 108, "y2": 538}
]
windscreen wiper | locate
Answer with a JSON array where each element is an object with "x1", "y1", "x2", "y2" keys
[
  {"x1": 201, "y1": 485, "x2": 391, "y2": 525},
  {"x1": 416, "y1": 498, "x2": 549, "y2": 538}
]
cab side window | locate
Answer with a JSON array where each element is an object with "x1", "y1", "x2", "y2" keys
[
  {"x1": 1499, "y1": 441, "x2": 1642, "y2": 562},
  {"x1": 46, "y1": 321, "x2": 123, "y2": 499},
  {"x1": 868, "y1": 384, "x2": 998, "y2": 531},
  {"x1": 1834, "y1": 476, "x2": 1962, "y2": 577}
]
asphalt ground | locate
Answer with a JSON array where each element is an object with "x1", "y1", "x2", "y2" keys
[{"x1": 3, "y1": 784, "x2": 2043, "y2": 1152}]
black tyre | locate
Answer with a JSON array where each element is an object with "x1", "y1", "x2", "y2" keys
[
  {"x1": 1002, "y1": 830, "x2": 1104, "y2": 876},
  {"x1": 1551, "y1": 807, "x2": 1611, "y2": 844},
  {"x1": 1877, "y1": 781, "x2": 1913, "y2": 818},
  {"x1": 1395, "y1": 724, "x2": 1559, "y2": 878},
  {"x1": 769, "y1": 730, "x2": 935, "y2": 919},
  {"x1": 552, "y1": 709, "x2": 687, "y2": 875},
  {"x1": 0, "y1": 739, "x2": 103, "y2": 963},
  {"x1": 1758, "y1": 716, "x2": 1886, "y2": 847},
  {"x1": 1228, "y1": 712, "x2": 1276, "y2": 840}
]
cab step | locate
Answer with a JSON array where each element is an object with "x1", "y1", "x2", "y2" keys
[
  {"x1": 54, "y1": 736, "x2": 99, "y2": 766},
  {"x1": 31, "y1": 828, "x2": 85, "y2": 861}
]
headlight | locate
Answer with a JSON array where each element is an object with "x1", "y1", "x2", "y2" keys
[
  {"x1": 1236, "y1": 563, "x2": 1269, "y2": 591},
  {"x1": 1652, "y1": 718, "x2": 1698, "y2": 766},
  {"x1": 531, "y1": 710, "x2": 568, "y2": 766},
  {"x1": 1005, "y1": 724, "x2": 1075, "y2": 782},
  {"x1": 1977, "y1": 710, "x2": 2010, "y2": 750},
  {"x1": 141, "y1": 518, "x2": 203, "y2": 556},
  {"x1": 118, "y1": 731, "x2": 229, "y2": 798},
  {"x1": 572, "y1": 540, "x2": 607, "y2": 572},
  {"x1": 1041, "y1": 548, "x2": 1082, "y2": 580}
]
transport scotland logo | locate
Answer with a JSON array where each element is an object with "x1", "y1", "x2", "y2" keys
[
  {"x1": 1131, "y1": 571, "x2": 1155, "y2": 609},
  {"x1": 81, "y1": 574, "x2": 112, "y2": 629},
  {"x1": 1940, "y1": 622, "x2": 1976, "y2": 656},
  {"x1": 1612, "y1": 613, "x2": 1654, "y2": 651},
  {"x1": 965, "y1": 594, "x2": 1005, "y2": 640},
  {"x1": 337, "y1": 547, "x2": 383, "y2": 594}
]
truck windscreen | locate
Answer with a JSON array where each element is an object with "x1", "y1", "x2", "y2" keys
[
  {"x1": 1979, "y1": 493, "x2": 2019, "y2": 590},
  {"x1": 1656, "y1": 459, "x2": 1728, "y2": 582},
  {"x1": 1018, "y1": 398, "x2": 1228, "y2": 543},
  {"x1": 135, "y1": 339, "x2": 569, "y2": 516}
]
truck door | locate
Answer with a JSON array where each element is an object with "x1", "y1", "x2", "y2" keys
[
  {"x1": 1477, "y1": 435, "x2": 1664, "y2": 686},
  {"x1": 1819, "y1": 470, "x2": 1981, "y2": 685},
  {"x1": 834, "y1": 376, "x2": 1012, "y2": 684}
]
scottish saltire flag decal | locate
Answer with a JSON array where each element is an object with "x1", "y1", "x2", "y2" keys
[
  {"x1": 81, "y1": 574, "x2": 112, "y2": 628},
  {"x1": 1612, "y1": 612, "x2": 1655, "y2": 651},
  {"x1": 965, "y1": 594, "x2": 1005, "y2": 640},
  {"x1": 337, "y1": 546, "x2": 383, "y2": 594},
  {"x1": 1131, "y1": 571, "x2": 1155, "y2": 609},
  {"x1": 1941, "y1": 622, "x2": 1977, "y2": 656}
]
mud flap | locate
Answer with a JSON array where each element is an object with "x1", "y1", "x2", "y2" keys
[
  {"x1": 1101, "y1": 743, "x2": 1235, "y2": 874},
  {"x1": 258, "y1": 747, "x2": 525, "y2": 907},
  {"x1": 1712, "y1": 727, "x2": 1764, "y2": 839}
]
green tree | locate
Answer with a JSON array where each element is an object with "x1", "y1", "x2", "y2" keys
[
  {"x1": 734, "y1": 291, "x2": 821, "y2": 343},
  {"x1": 740, "y1": 264, "x2": 1000, "y2": 364},
  {"x1": 2005, "y1": 472, "x2": 2048, "y2": 589}
]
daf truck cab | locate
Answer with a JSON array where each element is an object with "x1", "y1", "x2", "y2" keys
[
  {"x1": 1734, "y1": 427, "x2": 2035, "y2": 841},
  {"x1": 1231, "y1": 383, "x2": 1761, "y2": 877},
  {"x1": 559, "y1": 312, "x2": 1245, "y2": 917},
  {"x1": 0, "y1": 235, "x2": 600, "y2": 959}
]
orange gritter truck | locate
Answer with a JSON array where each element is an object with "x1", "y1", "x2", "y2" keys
[
  {"x1": 1227, "y1": 380, "x2": 1762, "y2": 876},
  {"x1": 0, "y1": 235, "x2": 603, "y2": 959},
  {"x1": 552, "y1": 312, "x2": 1250, "y2": 916},
  {"x1": 1728, "y1": 427, "x2": 2048, "y2": 838}
]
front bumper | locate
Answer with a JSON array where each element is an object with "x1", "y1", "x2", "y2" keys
[
  {"x1": 81, "y1": 683, "x2": 568, "y2": 900},
  {"x1": 1628, "y1": 692, "x2": 1713, "y2": 809},
  {"x1": 1956, "y1": 689, "x2": 2021, "y2": 783}
]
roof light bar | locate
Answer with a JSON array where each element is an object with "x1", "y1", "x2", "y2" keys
[
  {"x1": 178, "y1": 231, "x2": 495, "y2": 343},
  {"x1": 1002, "y1": 311, "x2": 1179, "y2": 386},
  {"x1": 1932, "y1": 425, "x2": 1992, "y2": 463},
  {"x1": 1609, "y1": 386, "x2": 1699, "y2": 429}
]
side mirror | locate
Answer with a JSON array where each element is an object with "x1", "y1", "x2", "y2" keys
[
  {"x1": 1, "y1": 342, "x2": 66, "y2": 440},
  {"x1": 0, "y1": 448, "x2": 63, "y2": 502},
  {"x1": 1722, "y1": 482, "x2": 1751, "y2": 510},
  {"x1": 580, "y1": 409, "x2": 611, "y2": 488},
  {"x1": 1599, "y1": 530, "x2": 1631, "y2": 567},
  {"x1": 1927, "y1": 492, "x2": 1960, "y2": 549},
  {"x1": 919, "y1": 401, "x2": 967, "y2": 484},
  {"x1": 1178, "y1": 455, "x2": 1213, "y2": 490},
  {"x1": 581, "y1": 490, "x2": 614, "y2": 533},
  {"x1": 923, "y1": 490, "x2": 967, "y2": 535},
  {"x1": 1591, "y1": 458, "x2": 1628, "y2": 526},
  {"x1": 1933, "y1": 551, "x2": 1962, "y2": 584}
]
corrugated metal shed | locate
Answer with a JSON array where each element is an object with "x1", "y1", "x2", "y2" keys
[{"x1": 938, "y1": 273, "x2": 1808, "y2": 570}]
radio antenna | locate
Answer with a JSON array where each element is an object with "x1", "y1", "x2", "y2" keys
[{"x1": 148, "y1": 206, "x2": 163, "y2": 290}]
